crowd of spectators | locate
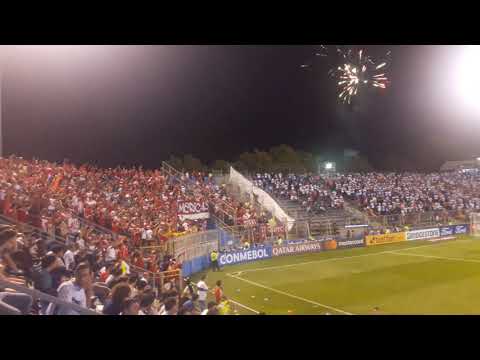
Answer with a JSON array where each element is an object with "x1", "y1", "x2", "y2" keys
[
  {"x1": 249, "y1": 171, "x2": 480, "y2": 220},
  {"x1": 0, "y1": 156, "x2": 260, "y2": 315},
  {"x1": 328, "y1": 172, "x2": 480, "y2": 216},
  {"x1": 182, "y1": 171, "x2": 271, "y2": 228},
  {"x1": 0, "y1": 156, "x2": 222, "y2": 245},
  {"x1": 0, "y1": 155, "x2": 270, "y2": 248},
  {"x1": 253, "y1": 173, "x2": 345, "y2": 214},
  {"x1": 0, "y1": 223, "x2": 233, "y2": 315}
]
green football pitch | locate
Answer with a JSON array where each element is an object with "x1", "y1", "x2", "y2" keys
[{"x1": 193, "y1": 236, "x2": 480, "y2": 315}]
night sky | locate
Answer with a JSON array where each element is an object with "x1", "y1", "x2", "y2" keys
[{"x1": 3, "y1": 45, "x2": 480, "y2": 171}]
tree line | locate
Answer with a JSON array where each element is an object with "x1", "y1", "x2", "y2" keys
[{"x1": 167, "y1": 145, "x2": 374, "y2": 174}]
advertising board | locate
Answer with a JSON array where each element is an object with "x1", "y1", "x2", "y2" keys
[
  {"x1": 406, "y1": 228, "x2": 440, "y2": 241},
  {"x1": 218, "y1": 247, "x2": 272, "y2": 266},
  {"x1": 272, "y1": 241, "x2": 323, "y2": 257},
  {"x1": 365, "y1": 232, "x2": 406, "y2": 246}
]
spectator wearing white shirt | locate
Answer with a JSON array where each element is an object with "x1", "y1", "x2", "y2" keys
[
  {"x1": 46, "y1": 262, "x2": 93, "y2": 315},
  {"x1": 63, "y1": 245, "x2": 76, "y2": 271},
  {"x1": 105, "y1": 245, "x2": 117, "y2": 264},
  {"x1": 196, "y1": 274, "x2": 208, "y2": 311},
  {"x1": 145, "y1": 227, "x2": 153, "y2": 241}
]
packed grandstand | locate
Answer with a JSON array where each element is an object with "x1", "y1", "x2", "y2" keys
[{"x1": 0, "y1": 155, "x2": 478, "y2": 315}]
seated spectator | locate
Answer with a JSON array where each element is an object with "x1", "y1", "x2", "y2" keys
[
  {"x1": 0, "y1": 226, "x2": 33, "y2": 315},
  {"x1": 103, "y1": 282, "x2": 131, "y2": 315},
  {"x1": 160, "y1": 296, "x2": 178, "y2": 315},
  {"x1": 138, "y1": 290, "x2": 158, "y2": 315},
  {"x1": 120, "y1": 296, "x2": 140, "y2": 315},
  {"x1": 45, "y1": 262, "x2": 93, "y2": 315}
]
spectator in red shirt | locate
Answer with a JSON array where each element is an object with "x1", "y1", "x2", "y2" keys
[
  {"x1": 117, "y1": 241, "x2": 129, "y2": 261},
  {"x1": 131, "y1": 251, "x2": 144, "y2": 269},
  {"x1": 214, "y1": 280, "x2": 223, "y2": 304}
]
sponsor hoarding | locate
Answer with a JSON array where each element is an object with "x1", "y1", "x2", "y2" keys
[
  {"x1": 336, "y1": 238, "x2": 365, "y2": 248},
  {"x1": 454, "y1": 224, "x2": 469, "y2": 234},
  {"x1": 322, "y1": 239, "x2": 338, "y2": 250},
  {"x1": 218, "y1": 247, "x2": 272, "y2": 266},
  {"x1": 440, "y1": 226, "x2": 454, "y2": 237},
  {"x1": 272, "y1": 241, "x2": 324, "y2": 257},
  {"x1": 440, "y1": 224, "x2": 469, "y2": 236},
  {"x1": 365, "y1": 232, "x2": 406, "y2": 246},
  {"x1": 406, "y1": 228, "x2": 440, "y2": 241}
]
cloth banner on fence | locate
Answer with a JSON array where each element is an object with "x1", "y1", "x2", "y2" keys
[
  {"x1": 268, "y1": 225, "x2": 286, "y2": 235},
  {"x1": 243, "y1": 219, "x2": 257, "y2": 227},
  {"x1": 229, "y1": 167, "x2": 295, "y2": 231},
  {"x1": 177, "y1": 201, "x2": 210, "y2": 221},
  {"x1": 365, "y1": 232, "x2": 406, "y2": 246}
]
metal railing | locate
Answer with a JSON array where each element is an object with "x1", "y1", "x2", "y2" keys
[
  {"x1": 0, "y1": 214, "x2": 68, "y2": 246},
  {"x1": 73, "y1": 214, "x2": 129, "y2": 242},
  {"x1": 169, "y1": 229, "x2": 219, "y2": 261},
  {"x1": 127, "y1": 263, "x2": 183, "y2": 293}
]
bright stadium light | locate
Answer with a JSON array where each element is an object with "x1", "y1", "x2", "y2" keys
[
  {"x1": 455, "y1": 45, "x2": 480, "y2": 111},
  {"x1": 0, "y1": 45, "x2": 123, "y2": 158},
  {"x1": 325, "y1": 162, "x2": 333, "y2": 170}
]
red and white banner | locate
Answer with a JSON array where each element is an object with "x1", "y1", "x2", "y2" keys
[
  {"x1": 259, "y1": 225, "x2": 268, "y2": 239},
  {"x1": 243, "y1": 219, "x2": 257, "y2": 227},
  {"x1": 177, "y1": 201, "x2": 210, "y2": 221},
  {"x1": 270, "y1": 225, "x2": 286, "y2": 235}
]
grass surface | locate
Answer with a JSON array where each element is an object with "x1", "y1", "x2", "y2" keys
[{"x1": 192, "y1": 236, "x2": 480, "y2": 315}]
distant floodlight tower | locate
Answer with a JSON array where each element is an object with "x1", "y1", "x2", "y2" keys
[{"x1": 319, "y1": 161, "x2": 336, "y2": 175}]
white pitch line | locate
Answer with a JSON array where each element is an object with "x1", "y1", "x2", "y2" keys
[
  {"x1": 227, "y1": 273, "x2": 353, "y2": 315},
  {"x1": 386, "y1": 251, "x2": 480, "y2": 264},
  {"x1": 229, "y1": 299, "x2": 260, "y2": 314},
  {"x1": 239, "y1": 242, "x2": 444, "y2": 274}
]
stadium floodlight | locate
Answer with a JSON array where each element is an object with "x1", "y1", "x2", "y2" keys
[
  {"x1": 325, "y1": 162, "x2": 333, "y2": 170},
  {"x1": 0, "y1": 45, "x2": 115, "y2": 158},
  {"x1": 455, "y1": 45, "x2": 480, "y2": 111}
]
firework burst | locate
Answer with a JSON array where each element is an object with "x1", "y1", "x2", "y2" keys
[{"x1": 302, "y1": 46, "x2": 391, "y2": 104}]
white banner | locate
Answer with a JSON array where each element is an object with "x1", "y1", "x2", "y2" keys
[
  {"x1": 243, "y1": 219, "x2": 257, "y2": 227},
  {"x1": 406, "y1": 228, "x2": 440, "y2": 241},
  {"x1": 177, "y1": 201, "x2": 210, "y2": 221},
  {"x1": 229, "y1": 167, "x2": 295, "y2": 231}
]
